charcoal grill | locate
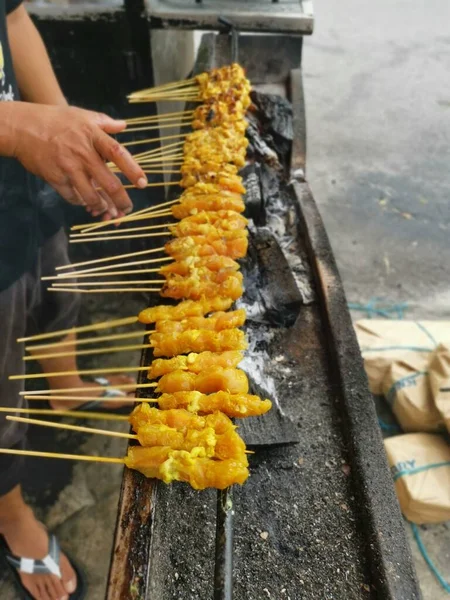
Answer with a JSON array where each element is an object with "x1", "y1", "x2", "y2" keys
[{"x1": 104, "y1": 22, "x2": 422, "y2": 600}]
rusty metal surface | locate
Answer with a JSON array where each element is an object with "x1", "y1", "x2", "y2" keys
[
  {"x1": 145, "y1": 0, "x2": 314, "y2": 34},
  {"x1": 292, "y1": 181, "x2": 422, "y2": 599}
]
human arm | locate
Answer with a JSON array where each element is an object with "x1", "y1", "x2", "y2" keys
[
  {"x1": 1, "y1": 4, "x2": 146, "y2": 217},
  {"x1": 7, "y1": 4, "x2": 67, "y2": 106}
]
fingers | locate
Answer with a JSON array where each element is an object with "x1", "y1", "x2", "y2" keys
[
  {"x1": 69, "y1": 169, "x2": 108, "y2": 214},
  {"x1": 53, "y1": 182, "x2": 85, "y2": 207},
  {"x1": 87, "y1": 110, "x2": 127, "y2": 134},
  {"x1": 89, "y1": 159, "x2": 133, "y2": 215},
  {"x1": 93, "y1": 131, "x2": 147, "y2": 190}
]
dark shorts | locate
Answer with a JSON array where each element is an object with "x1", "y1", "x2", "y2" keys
[{"x1": 0, "y1": 229, "x2": 80, "y2": 495}]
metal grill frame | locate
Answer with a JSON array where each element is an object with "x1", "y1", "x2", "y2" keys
[{"x1": 106, "y1": 32, "x2": 421, "y2": 600}]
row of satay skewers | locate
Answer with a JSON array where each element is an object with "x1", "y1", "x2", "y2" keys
[{"x1": 1, "y1": 64, "x2": 272, "y2": 490}]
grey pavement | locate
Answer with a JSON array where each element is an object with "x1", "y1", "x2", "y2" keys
[{"x1": 305, "y1": 0, "x2": 450, "y2": 319}]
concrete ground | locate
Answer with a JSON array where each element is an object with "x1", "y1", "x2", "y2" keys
[
  {"x1": 304, "y1": 0, "x2": 450, "y2": 596},
  {"x1": 304, "y1": 0, "x2": 450, "y2": 320}
]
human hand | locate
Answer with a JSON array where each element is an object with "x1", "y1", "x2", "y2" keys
[{"x1": 5, "y1": 103, "x2": 146, "y2": 217}]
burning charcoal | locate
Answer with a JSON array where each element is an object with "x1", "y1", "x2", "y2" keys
[
  {"x1": 241, "y1": 164, "x2": 265, "y2": 225},
  {"x1": 250, "y1": 90, "x2": 294, "y2": 141},
  {"x1": 240, "y1": 226, "x2": 303, "y2": 328},
  {"x1": 246, "y1": 114, "x2": 280, "y2": 169}
]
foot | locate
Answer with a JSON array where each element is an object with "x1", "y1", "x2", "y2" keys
[
  {"x1": 0, "y1": 506, "x2": 76, "y2": 600},
  {"x1": 48, "y1": 374, "x2": 136, "y2": 411}
]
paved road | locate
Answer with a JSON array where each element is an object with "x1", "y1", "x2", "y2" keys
[{"x1": 304, "y1": 0, "x2": 450, "y2": 319}]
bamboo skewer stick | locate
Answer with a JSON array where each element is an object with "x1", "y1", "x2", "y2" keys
[
  {"x1": 17, "y1": 316, "x2": 138, "y2": 343},
  {"x1": 56, "y1": 247, "x2": 166, "y2": 271},
  {"x1": 65, "y1": 256, "x2": 172, "y2": 277},
  {"x1": 123, "y1": 120, "x2": 192, "y2": 134},
  {"x1": 24, "y1": 395, "x2": 152, "y2": 403},
  {"x1": 125, "y1": 109, "x2": 194, "y2": 124},
  {"x1": 0, "y1": 448, "x2": 125, "y2": 464},
  {"x1": 26, "y1": 329, "x2": 153, "y2": 351},
  {"x1": 78, "y1": 200, "x2": 177, "y2": 233},
  {"x1": 43, "y1": 268, "x2": 163, "y2": 281},
  {"x1": 70, "y1": 232, "x2": 171, "y2": 243},
  {"x1": 11, "y1": 365, "x2": 154, "y2": 381},
  {"x1": 70, "y1": 222, "x2": 171, "y2": 238},
  {"x1": 131, "y1": 139, "x2": 185, "y2": 160},
  {"x1": 123, "y1": 181, "x2": 180, "y2": 190},
  {"x1": 122, "y1": 132, "x2": 188, "y2": 148},
  {"x1": 7, "y1": 415, "x2": 135, "y2": 439},
  {"x1": 135, "y1": 151, "x2": 184, "y2": 161},
  {"x1": 129, "y1": 90, "x2": 199, "y2": 100},
  {"x1": 51, "y1": 280, "x2": 165, "y2": 287},
  {"x1": 25, "y1": 343, "x2": 153, "y2": 361},
  {"x1": 5, "y1": 416, "x2": 254, "y2": 455},
  {"x1": 50, "y1": 287, "x2": 162, "y2": 294},
  {"x1": 0, "y1": 407, "x2": 128, "y2": 421},
  {"x1": 22, "y1": 382, "x2": 155, "y2": 396},
  {"x1": 128, "y1": 78, "x2": 196, "y2": 97},
  {"x1": 73, "y1": 211, "x2": 174, "y2": 236}
]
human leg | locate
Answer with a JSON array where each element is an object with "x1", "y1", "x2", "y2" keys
[
  {"x1": 27, "y1": 229, "x2": 135, "y2": 410},
  {"x1": 0, "y1": 276, "x2": 78, "y2": 600}
]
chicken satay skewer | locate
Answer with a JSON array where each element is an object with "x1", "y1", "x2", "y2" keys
[
  {"x1": 6, "y1": 416, "x2": 254, "y2": 457},
  {"x1": 0, "y1": 447, "x2": 249, "y2": 490}
]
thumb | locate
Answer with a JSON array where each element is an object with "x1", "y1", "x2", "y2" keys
[{"x1": 91, "y1": 111, "x2": 126, "y2": 134}]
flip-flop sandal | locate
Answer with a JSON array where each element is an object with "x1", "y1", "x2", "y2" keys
[
  {"x1": 0, "y1": 533, "x2": 87, "y2": 600},
  {"x1": 72, "y1": 376, "x2": 136, "y2": 414},
  {"x1": 39, "y1": 377, "x2": 136, "y2": 415}
]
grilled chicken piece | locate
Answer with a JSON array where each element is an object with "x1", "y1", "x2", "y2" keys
[
  {"x1": 148, "y1": 351, "x2": 244, "y2": 379},
  {"x1": 150, "y1": 328, "x2": 247, "y2": 357},
  {"x1": 165, "y1": 235, "x2": 248, "y2": 260},
  {"x1": 156, "y1": 367, "x2": 249, "y2": 395},
  {"x1": 157, "y1": 390, "x2": 272, "y2": 418},
  {"x1": 168, "y1": 222, "x2": 248, "y2": 240},
  {"x1": 138, "y1": 297, "x2": 234, "y2": 324},
  {"x1": 129, "y1": 405, "x2": 233, "y2": 434},
  {"x1": 155, "y1": 310, "x2": 246, "y2": 334},
  {"x1": 161, "y1": 272, "x2": 243, "y2": 302},
  {"x1": 135, "y1": 423, "x2": 247, "y2": 463},
  {"x1": 172, "y1": 194, "x2": 245, "y2": 219},
  {"x1": 160, "y1": 255, "x2": 240, "y2": 277},
  {"x1": 125, "y1": 446, "x2": 249, "y2": 490}
]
